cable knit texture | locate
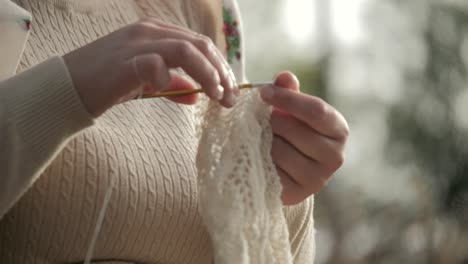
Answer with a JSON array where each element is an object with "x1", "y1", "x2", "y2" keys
[{"x1": 0, "y1": 0, "x2": 316, "y2": 263}]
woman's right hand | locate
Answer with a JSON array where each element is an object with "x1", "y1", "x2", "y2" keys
[{"x1": 63, "y1": 18, "x2": 238, "y2": 117}]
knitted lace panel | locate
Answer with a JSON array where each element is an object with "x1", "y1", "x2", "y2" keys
[{"x1": 196, "y1": 90, "x2": 293, "y2": 264}]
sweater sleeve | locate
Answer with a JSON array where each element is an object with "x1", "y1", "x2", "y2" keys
[
  {"x1": 0, "y1": 56, "x2": 94, "y2": 219},
  {"x1": 284, "y1": 197, "x2": 317, "y2": 263}
]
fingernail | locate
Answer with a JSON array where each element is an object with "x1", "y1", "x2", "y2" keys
[
  {"x1": 228, "y1": 78, "x2": 238, "y2": 97},
  {"x1": 260, "y1": 86, "x2": 275, "y2": 101},
  {"x1": 214, "y1": 85, "x2": 224, "y2": 100}
]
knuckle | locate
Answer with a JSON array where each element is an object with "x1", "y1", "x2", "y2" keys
[
  {"x1": 304, "y1": 180, "x2": 322, "y2": 195},
  {"x1": 140, "y1": 18, "x2": 164, "y2": 29},
  {"x1": 278, "y1": 92, "x2": 294, "y2": 107},
  {"x1": 331, "y1": 150, "x2": 345, "y2": 170},
  {"x1": 332, "y1": 110, "x2": 350, "y2": 141},
  {"x1": 311, "y1": 97, "x2": 328, "y2": 119},
  {"x1": 335, "y1": 152, "x2": 345, "y2": 168},
  {"x1": 197, "y1": 35, "x2": 214, "y2": 54},
  {"x1": 148, "y1": 55, "x2": 165, "y2": 71},
  {"x1": 128, "y1": 21, "x2": 151, "y2": 38},
  {"x1": 135, "y1": 55, "x2": 164, "y2": 85},
  {"x1": 303, "y1": 167, "x2": 330, "y2": 194},
  {"x1": 198, "y1": 34, "x2": 213, "y2": 44},
  {"x1": 341, "y1": 119, "x2": 351, "y2": 139},
  {"x1": 205, "y1": 68, "x2": 220, "y2": 87},
  {"x1": 177, "y1": 41, "x2": 195, "y2": 58}
]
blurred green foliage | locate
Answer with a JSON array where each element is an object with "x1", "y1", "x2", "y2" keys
[{"x1": 386, "y1": 3, "x2": 468, "y2": 218}]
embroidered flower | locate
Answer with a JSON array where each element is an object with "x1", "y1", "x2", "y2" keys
[
  {"x1": 23, "y1": 18, "x2": 31, "y2": 31},
  {"x1": 223, "y1": 7, "x2": 241, "y2": 64}
]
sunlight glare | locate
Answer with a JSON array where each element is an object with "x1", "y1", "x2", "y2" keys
[
  {"x1": 283, "y1": 0, "x2": 316, "y2": 45},
  {"x1": 331, "y1": 0, "x2": 367, "y2": 45}
]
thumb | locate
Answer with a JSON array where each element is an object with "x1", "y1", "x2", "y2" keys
[{"x1": 273, "y1": 71, "x2": 300, "y2": 92}]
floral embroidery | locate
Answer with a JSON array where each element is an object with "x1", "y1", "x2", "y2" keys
[
  {"x1": 23, "y1": 18, "x2": 31, "y2": 31},
  {"x1": 223, "y1": 7, "x2": 241, "y2": 64}
]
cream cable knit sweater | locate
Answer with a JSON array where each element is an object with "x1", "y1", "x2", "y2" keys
[{"x1": 0, "y1": 0, "x2": 315, "y2": 263}]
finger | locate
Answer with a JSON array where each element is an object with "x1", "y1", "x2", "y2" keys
[
  {"x1": 261, "y1": 87, "x2": 349, "y2": 140},
  {"x1": 143, "y1": 17, "x2": 236, "y2": 77},
  {"x1": 136, "y1": 39, "x2": 226, "y2": 103},
  {"x1": 271, "y1": 110, "x2": 345, "y2": 171},
  {"x1": 165, "y1": 75, "x2": 199, "y2": 104},
  {"x1": 276, "y1": 166, "x2": 308, "y2": 205},
  {"x1": 143, "y1": 18, "x2": 235, "y2": 77},
  {"x1": 117, "y1": 53, "x2": 172, "y2": 103},
  {"x1": 132, "y1": 53, "x2": 171, "y2": 93},
  {"x1": 136, "y1": 20, "x2": 237, "y2": 106},
  {"x1": 272, "y1": 135, "x2": 330, "y2": 195},
  {"x1": 273, "y1": 71, "x2": 300, "y2": 92}
]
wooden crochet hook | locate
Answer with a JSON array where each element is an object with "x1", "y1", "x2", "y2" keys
[{"x1": 140, "y1": 82, "x2": 273, "y2": 99}]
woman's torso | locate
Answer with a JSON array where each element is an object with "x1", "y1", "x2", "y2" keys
[{"x1": 0, "y1": 0, "x2": 218, "y2": 263}]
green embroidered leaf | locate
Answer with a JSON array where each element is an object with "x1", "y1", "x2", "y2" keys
[
  {"x1": 228, "y1": 49, "x2": 236, "y2": 63},
  {"x1": 223, "y1": 8, "x2": 233, "y2": 23},
  {"x1": 231, "y1": 38, "x2": 240, "y2": 48}
]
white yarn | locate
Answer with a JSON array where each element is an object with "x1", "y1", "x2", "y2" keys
[{"x1": 84, "y1": 182, "x2": 114, "y2": 264}]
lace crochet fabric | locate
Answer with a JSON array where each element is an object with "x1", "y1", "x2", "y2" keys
[
  {"x1": 195, "y1": 1, "x2": 294, "y2": 263},
  {"x1": 196, "y1": 91, "x2": 293, "y2": 264}
]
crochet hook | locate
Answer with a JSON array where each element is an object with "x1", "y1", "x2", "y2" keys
[{"x1": 140, "y1": 82, "x2": 273, "y2": 99}]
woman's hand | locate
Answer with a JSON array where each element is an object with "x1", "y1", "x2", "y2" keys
[
  {"x1": 260, "y1": 72, "x2": 349, "y2": 205},
  {"x1": 63, "y1": 18, "x2": 238, "y2": 117}
]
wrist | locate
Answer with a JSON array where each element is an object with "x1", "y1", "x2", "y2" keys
[{"x1": 62, "y1": 53, "x2": 109, "y2": 118}]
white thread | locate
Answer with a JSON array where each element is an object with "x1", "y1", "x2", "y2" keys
[{"x1": 84, "y1": 180, "x2": 115, "y2": 263}]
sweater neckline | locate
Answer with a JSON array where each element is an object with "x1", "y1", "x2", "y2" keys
[{"x1": 48, "y1": 0, "x2": 109, "y2": 13}]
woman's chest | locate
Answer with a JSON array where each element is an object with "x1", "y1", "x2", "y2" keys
[
  {"x1": 0, "y1": 100, "x2": 212, "y2": 263},
  {"x1": 1, "y1": 1, "x2": 214, "y2": 262}
]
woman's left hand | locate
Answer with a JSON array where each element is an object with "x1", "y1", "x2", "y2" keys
[{"x1": 260, "y1": 72, "x2": 349, "y2": 205}]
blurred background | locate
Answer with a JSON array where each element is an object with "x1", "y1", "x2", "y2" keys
[{"x1": 237, "y1": 0, "x2": 468, "y2": 263}]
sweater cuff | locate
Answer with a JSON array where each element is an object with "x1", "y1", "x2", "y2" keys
[{"x1": 1, "y1": 56, "x2": 94, "y2": 155}]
